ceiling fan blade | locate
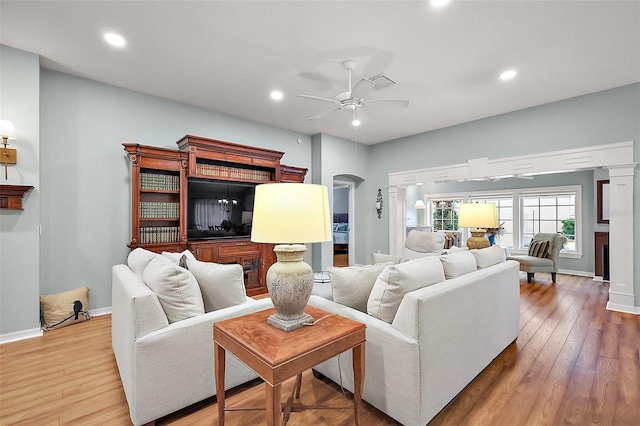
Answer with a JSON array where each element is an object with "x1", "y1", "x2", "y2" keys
[
  {"x1": 350, "y1": 78, "x2": 376, "y2": 100},
  {"x1": 298, "y1": 94, "x2": 339, "y2": 104},
  {"x1": 308, "y1": 107, "x2": 342, "y2": 121},
  {"x1": 361, "y1": 99, "x2": 409, "y2": 109}
]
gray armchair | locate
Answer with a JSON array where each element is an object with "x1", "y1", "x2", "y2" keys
[
  {"x1": 507, "y1": 232, "x2": 567, "y2": 283},
  {"x1": 371, "y1": 230, "x2": 445, "y2": 264}
]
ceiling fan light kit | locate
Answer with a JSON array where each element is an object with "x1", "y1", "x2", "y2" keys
[{"x1": 299, "y1": 59, "x2": 409, "y2": 123}]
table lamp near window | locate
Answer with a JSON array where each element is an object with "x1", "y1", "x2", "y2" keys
[
  {"x1": 251, "y1": 183, "x2": 331, "y2": 332},
  {"x1": 458, "y1": 202, "x2": 498, "y2": 249}
]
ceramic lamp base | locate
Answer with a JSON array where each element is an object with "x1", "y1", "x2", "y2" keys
[
  {"x1": 466, "y1": 229, "x2": 490, "y2": 249},
  {"x1": 266, "y1": 244, "x2": 314, "y2": 332}
]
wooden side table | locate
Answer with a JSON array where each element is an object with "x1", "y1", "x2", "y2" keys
[{"x1": 214, "y1": 305, "x2": 366, "y2": 426}]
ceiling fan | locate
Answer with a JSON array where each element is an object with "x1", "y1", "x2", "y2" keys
[{"x1": 298, "y1": 60, "x2": 409, "y2": 122}]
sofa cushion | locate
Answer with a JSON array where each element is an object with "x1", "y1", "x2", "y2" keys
[
  {"x1": 440, "y1": 250, "x2": 477, "y2": 279},
  {"x1": 447, "y1": 245, "x2": 469, "y2": 254},
  {"x1": 528, "y1": 240, "x2": 551, "y2": 258},
  {"x1": 371, "y1": 252, "x2": 401, "y2": 265},
  {"x1": 470, "y1": 245, "x2": 506, "y2": 269},
  {"x1": 367, "y1": 256, "x2": 446, "y2": 323},
  {"x1": 127, "y1": 247, "x2": 161, "y2": 275},
  {"x1": 400, "y1": 231, "x2": 445, "y2": 262},
  {"x1": 186, "y1": 258, "x2": 247, "y2": 312},
  {"x1": 40, "y1": 286, "x2": 91, "y2": 330},
  {"x1": 327, "y1": 263, "x2": 391, "y2": 313},
  {"x1": 142, "y1": 256, "x2": 204, "y2": 323},
  {"x1": 162, "y1": 249, "x2": 197, "y2": 265}
]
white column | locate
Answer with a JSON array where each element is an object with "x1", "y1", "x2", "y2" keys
[
  {"x1": 388, "y1": 186, "x2": 406, "y2": 256},
  {"x1": 606, "y1": 165, "x2": 638, "y2": 314}
]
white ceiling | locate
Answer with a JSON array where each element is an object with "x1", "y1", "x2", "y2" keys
[{"x1": 1, "y1": 0, "x2": 639, "y2": 145}]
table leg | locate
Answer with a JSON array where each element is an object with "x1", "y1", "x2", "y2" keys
[
  {"x1": 214, "y1": 342, "x2": 226, "y2": 426},
  {"x1": 352, "y1": 343, "x2": 365, "y2": 426},
  {"x1": 266, "y1": 382, "x2": 282, "y2": 426}
]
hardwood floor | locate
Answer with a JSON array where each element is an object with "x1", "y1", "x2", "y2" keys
[{"x1": 1, "y1": 274, "x2": 639, "y2": 425}]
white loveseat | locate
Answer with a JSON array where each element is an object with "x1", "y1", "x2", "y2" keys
[
  {"x1": 308, "y1": 246, "x2": 520, "y2": 426},
  {"x1": 111, "y1": 249, "x2": 274, "y2": 425}
]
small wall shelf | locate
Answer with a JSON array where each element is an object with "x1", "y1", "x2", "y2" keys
[{"x1": 0, "y1": 185, "x2": 34, "y2": 210}]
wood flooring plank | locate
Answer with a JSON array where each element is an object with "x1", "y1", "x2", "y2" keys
[
  {"x1": 586, "y1": 356, "x2": 619, "y2": 425},
  {"x1": 1, "y1": 276, "x2": 639, "y2": 426}
]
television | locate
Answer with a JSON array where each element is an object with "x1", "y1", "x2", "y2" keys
[{"x1": 187, "y1": 178, "x2": 256, "y2": 240}]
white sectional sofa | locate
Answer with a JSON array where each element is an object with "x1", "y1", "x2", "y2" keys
[
  {"x1": 307, "y1": 246, "x2": 521, "y2": 426},
  {"x1": 111, "y1": 249, "x2": 274, "y2": 426}
]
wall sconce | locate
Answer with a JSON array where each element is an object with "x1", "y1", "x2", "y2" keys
[
  {"x1": 0, "y1": 120, "x2": 17, "y2": 180},
  {"x1": 376, "y1": 188, "x2": 383, "y2": 219}
]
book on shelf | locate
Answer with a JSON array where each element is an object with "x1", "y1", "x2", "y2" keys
[
  {"x1": 140, "y1": 172, "x2": 179, "y2": 191},
  {"x1": 139, "y1": 202, "x2": 179, "y2": 219},
  {"x1": 195, "y1": 163, "x2": 271, "y2": 182},
  {"x1": 140, "y1": 226, "x2": 179, "y2": 244}
]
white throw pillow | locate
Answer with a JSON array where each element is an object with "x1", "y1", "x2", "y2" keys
[
  {"x1": 128, "y1": 247, "x2": 161, "y2": 275},
  {"x1": 470, "y1": 245, "x2": 506, "y2": 269},
  {"x1": 367, "y1": 256, "x2": 446, "y2": 323},
  {"x1": 440, "y1": 250, "x2": 477, "y2": 279},
  {"x1": 142, "y1": 256, "x2": 204, "y2": 323},
  {"x1": 371, "y1": 252, "x2": 401, "y2": 265},
  {"x1": 162, "y1": 249, "x2": 197, "y2": 265},
  {"x1": 447, "y1": 245, "x2": 469, "y2": 253},
  {"x1": 327, "y1": 263, "x2": 391, "y2": 312},
  {"x1": 186, "y1": 258, "x2": 247, "y2": 312}
]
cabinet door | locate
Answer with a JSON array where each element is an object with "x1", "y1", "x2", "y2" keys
[{"x1": 259, "y1": 244, "x2": 276, "y2": 290}]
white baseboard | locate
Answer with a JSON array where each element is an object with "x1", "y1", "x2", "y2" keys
[
  {"x1": 0, "y1": 307, "x2": 112, "y2": 345},
  {"x1": 0, "y1": 327, "x2": 43, "y2": 345},
  {"x1": 607, "y1": 302, "x2": 640, "y2": 315},
  {"x1": 558, "y1": 268, "x2": 594, "y2": 278},
  {"x1": 90, "y1": 307, "x2": 112, "y2": 317}
]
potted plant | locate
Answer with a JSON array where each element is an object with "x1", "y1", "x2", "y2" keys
[{"x1": 485, "y1": 222, "x2": 505, "y2": 246}]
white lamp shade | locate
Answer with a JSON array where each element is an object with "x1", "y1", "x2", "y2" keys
[
  {"x1": 458, "y1": 203, "x2": 498, "y2": 228},
  {"x1": 414, "y1": 200, "x2": 426, "y2": 210},
  {"x1": 0, "y1": 120, "x2": 16, "y2": 139},
  {"x1": 251, "y1": 183, "x2": 331, "y2": 244}
]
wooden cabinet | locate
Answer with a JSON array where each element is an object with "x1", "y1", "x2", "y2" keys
[
  {"x1": 125, "y1": 136, "x2": 307, "y2": 296},
  {"x1": 123, "y1": 144, "x2": 188, "y2": 252},
  {"x1": 280, "y1": 164, "x2": 308, "y2": 183},
  {"x1": 188, "y1": 239, "x2": 270, "y2": 296}
]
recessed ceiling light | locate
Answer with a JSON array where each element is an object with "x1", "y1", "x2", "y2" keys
[
  {"x1": 104, "y1": 32, "x2": 126, "y2": 48},
  {"x1": 270, "y1": 90, "x2": 283, "y2": 101},
  {"x1": 500, "y1": 69, "x2": 517, "y2": 80},
  {"x1": 431, "y1": 0, "x2": 450, "y2": 8},
  {"x1": 352, "y1": 119, "x2": 361, "y2": 127}
]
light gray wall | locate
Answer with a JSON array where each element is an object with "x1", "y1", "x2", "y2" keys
[
  {"x1": 39, "y1": 69, "x2": 313, "y2": 313},
  {"x1": 0, "y1": 46, "x2": 41, "y2": 336},
  {"x1": 369, "y1": 83, "x2": 639, "y2": 303},
  {"x1": 333, "y1": 187, "x2": 349, "y2": 214},
  {"x1": 312, "y1": 133, "x2": 370, "y2": 269}
]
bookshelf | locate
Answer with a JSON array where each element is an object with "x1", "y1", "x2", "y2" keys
[
  {"x1": 123, "y1": 144, "x2": 187, "y2": 252},
  {"x1": 124, "y1": 136, "x2": 307, "y2": 296}
]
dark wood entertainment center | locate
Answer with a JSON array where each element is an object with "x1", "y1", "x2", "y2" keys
[{"x1": 124, "y1": 135, "x2": 307, "y2": 296}]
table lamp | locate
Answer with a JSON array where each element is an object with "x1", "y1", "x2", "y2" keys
[
  {"x1": 458, "y1": 202, "x2": 498, "y2": 249},
  {"x1": 251, "y1": 183, "x2": 331, "y2": 331}
]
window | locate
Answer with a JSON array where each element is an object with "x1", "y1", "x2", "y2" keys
[
  {"x1": 469, "y1": 195, "x2": 514, "y2": 248},
  {"x1": 521, "y1": 193, "x2": 576, "y2": 252},
  {"x1": 426, "y1": 185, "x2": 580, "y2": 256},
  {"x1": 431, "y1": 199, "x2": 461, "y2": 231}
]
